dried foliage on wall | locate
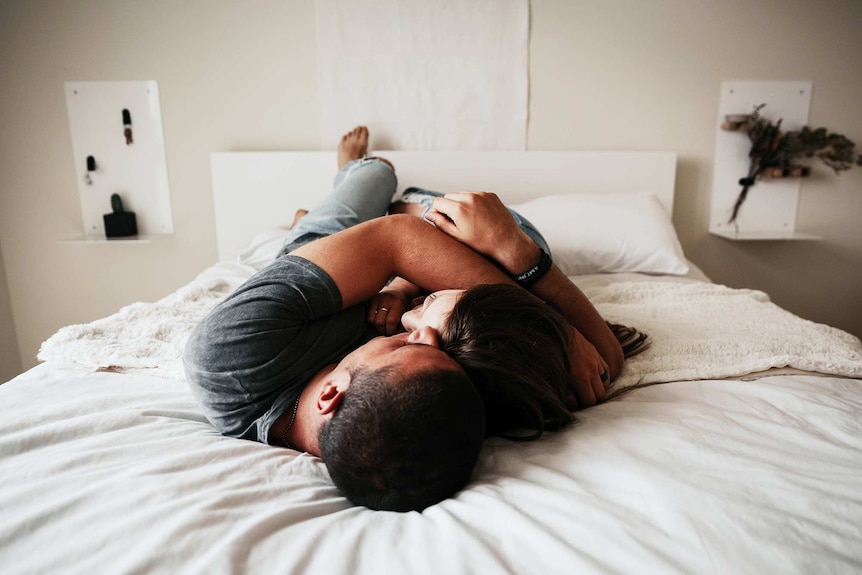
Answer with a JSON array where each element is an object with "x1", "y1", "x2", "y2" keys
[{"x1": 728, "y1": 104, "x2": 862, "y2": 223}]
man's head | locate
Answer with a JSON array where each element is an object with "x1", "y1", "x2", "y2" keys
[{"x1": 317, "y1": 329, "x2": 485, "y2": 512}]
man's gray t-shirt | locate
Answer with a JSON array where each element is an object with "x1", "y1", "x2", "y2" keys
[{"x1": 183, "y1": 255, "x2": 376, "y2": 443}]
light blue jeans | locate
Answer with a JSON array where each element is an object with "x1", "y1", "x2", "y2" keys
[
  {"x1": 278, "y1": 157, "x2": 398, "y2": 256},
  {"x1": 277, "y1": 158, "x2": 551, "y2": 258}
]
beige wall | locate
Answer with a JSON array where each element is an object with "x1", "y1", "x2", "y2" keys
[
  {"x1": 0, "y1": 241, "x2": 22, "y2": 381},
  {"x1": 1, "y1": 0, "x2": 860, "y2": 376}
]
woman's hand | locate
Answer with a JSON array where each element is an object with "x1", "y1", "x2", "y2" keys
[
  {"x1": 565, "y1": 327, "x2": 610, "y2": 410},
  {"x1": 366, "y1": 277, "x2": 421, "y2": 335}
]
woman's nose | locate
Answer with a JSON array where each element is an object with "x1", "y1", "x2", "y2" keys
[
  {"x1": 401, "y1": 310, "x2": 417, "y2": 332},
  {"x1": 406, "y1": 326, "x2": 440, "y2": 348}
]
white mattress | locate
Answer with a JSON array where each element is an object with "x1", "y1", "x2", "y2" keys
[
  {"x1": 3, "y1": 262, "x2": 862, "y2": 574},
  {"x1": 1, "y1": 362, "x2": 860, "y2": 574}
]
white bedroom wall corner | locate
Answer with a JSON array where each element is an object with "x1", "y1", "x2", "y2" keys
[
  {"x1": 0, "y1": 1, "x2": 319, "y2": 369},
  {"x1": 528, "y1": 0, "x2": 862, "y2": 339},
  {"x1": 0, "y1": 242, "x2": 23, "y2": 382}
]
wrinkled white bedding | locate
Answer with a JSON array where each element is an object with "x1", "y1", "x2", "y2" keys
[
  {"x1": 5, "y1": 265, "x2": 862, "y2": 574},
  {"x1": 1, "y1": 363, "x2": 860, "y2": 574}
]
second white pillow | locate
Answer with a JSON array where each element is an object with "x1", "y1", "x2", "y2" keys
[{"x1": 509, "y1": 192, "x2": 689, "y2": 276}]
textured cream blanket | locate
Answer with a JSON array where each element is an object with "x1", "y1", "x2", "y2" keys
[
  {"x1": 588, "y1": 282, "x2": 862, "y2": 389},
  {"x1": 39, "y1": 280, "x2": 862, "y2": 387},
  {"x1": 38, "y1": 279, "x2": 235, "y2": 381}
]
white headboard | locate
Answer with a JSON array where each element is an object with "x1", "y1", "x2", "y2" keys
[{"x1": 211, "y1": 151, "x2": 677, "y2": 262}]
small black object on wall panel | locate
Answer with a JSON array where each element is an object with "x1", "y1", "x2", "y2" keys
[{"x1": 103, "y1": 193, "x2": 138, "y2": 237}]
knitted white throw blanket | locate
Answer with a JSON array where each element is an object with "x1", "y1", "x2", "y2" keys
[
  {"x1": 38, "y1": 280, "x2": 862, "y2": 387},
  {"x1": 586, "y1": 282, "x2": 862, "y2": 389},
  {"x1": 38, "y1": 279, "x2": 235, "y2": 381}
]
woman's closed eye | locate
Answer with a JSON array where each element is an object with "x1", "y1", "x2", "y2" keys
[{"x1": 410, "y1": 293, "x2": 436, "y2": 311}]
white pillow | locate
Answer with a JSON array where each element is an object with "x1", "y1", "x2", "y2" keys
[
  {"x1": 508, "y1": 192, "x2": 689, "y2": 276},
  {"x1": 237, "y1": 227, "x2": 293, "y2": 269}
]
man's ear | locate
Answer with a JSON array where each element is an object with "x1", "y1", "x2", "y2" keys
[{"x1": 317, "y1": 380, "x2": 347, "y2": 416}]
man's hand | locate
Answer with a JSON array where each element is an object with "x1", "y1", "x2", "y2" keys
[{"x1": 424, "y1": 192, "x2": 538, "y2": 273}]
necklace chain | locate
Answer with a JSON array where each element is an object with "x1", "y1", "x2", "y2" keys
[{"x1": 281, "y1": 396, "x2": 301, "y2": 450}]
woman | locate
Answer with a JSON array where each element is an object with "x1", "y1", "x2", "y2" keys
[{"x1": 368, "y1": 189, "x2": 648, "y2": 439}]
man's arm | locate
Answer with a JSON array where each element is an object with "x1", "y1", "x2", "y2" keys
[
  {"x1": 290, "y1": 214, "x2": 515, "y2": 309},
  {"x1": 425, "y1": 192, "x2": 624, "y2": 405}
]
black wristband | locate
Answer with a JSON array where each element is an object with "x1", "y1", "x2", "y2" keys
[{"x1": 512, "y1": 248, "x2": 552, "y2": 287}]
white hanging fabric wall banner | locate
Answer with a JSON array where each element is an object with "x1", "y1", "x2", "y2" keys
[{"x1": 315, "y1": 0, "x2": 528, "y2": 151}]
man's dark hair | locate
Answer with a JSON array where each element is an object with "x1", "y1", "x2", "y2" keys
[
  {"x1": 318, "y1": 365, "x2": 485, "y2": 512},
  {"x1": 441, "y1": 283, "x2": 576, "y2": 440}
]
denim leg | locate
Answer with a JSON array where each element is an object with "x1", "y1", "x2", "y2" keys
[
  {"x1": 278, "y1": 158, "x2": 397, "y2": 256},
  {"x1": 397, "y1": 187, "x2": 553, "y2": 258}
]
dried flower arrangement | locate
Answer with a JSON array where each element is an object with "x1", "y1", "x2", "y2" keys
[{"x1": 725, "y1": 104, "x2": 862, "y2": 224}]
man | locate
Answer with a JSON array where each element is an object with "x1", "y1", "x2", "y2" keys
[
  {"x1": 185, "y1": 126, "x2": 622, "y2": 511},
  {"x1": 186, "y1": 128, "x2": 510, "y2": 512}
]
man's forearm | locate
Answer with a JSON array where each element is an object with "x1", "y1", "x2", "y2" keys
[
  {"x1": 494, "y1": 237, "x2": 624, "y2": 378},
  {"x1": 291, "y1": 215, "x2": 514, "y2": 309}
]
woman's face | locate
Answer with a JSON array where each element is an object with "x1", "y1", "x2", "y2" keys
[{"x1": 401, "y1": 289, "x2": 464, "y2": 333}]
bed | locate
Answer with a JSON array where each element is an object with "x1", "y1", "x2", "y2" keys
[{"x1": 3, "y1": 151, "x2": 861, "y2": 574}]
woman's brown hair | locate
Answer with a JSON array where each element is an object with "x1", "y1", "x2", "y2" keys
[
  {"x1": 441, "y1": 284, "x2": 649, "y2": 441},
  {"x1": 440, "y1": 284, "x2": 576, "y2": 440}
]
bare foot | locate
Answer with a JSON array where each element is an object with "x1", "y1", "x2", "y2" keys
[
  {"x1": 337, "y1": 126, "x2": 368, "y2": 169},
  {"x1": 289, "y1": 209, "x2": 308, "y2": 229}
]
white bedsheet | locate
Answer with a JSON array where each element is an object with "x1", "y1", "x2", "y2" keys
[
  {"x1": 1, "y1": 363, "x2": 860, "y2": 574},
  {"x1": 8, "y1": 263, "x2": 862, "y2": 574}
]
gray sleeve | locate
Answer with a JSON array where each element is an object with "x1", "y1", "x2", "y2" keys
[{"x1": 184, "y1": 255, "x2": 371, "y2": 442}]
